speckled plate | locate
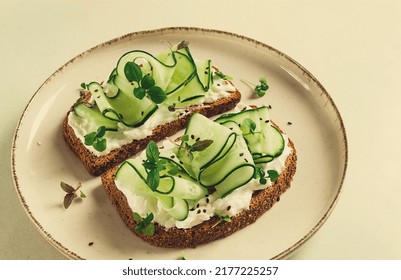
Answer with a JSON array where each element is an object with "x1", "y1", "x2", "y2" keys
[{"x1": 12, "y1": 27, "x2": 347, "y2": 260}]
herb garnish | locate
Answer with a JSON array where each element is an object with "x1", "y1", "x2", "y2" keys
[
  {"x1": 124, "y1": 62, "x2": 167, "y2": 104},
  {"x1": 241, "y1": 118, "x2": 257, "y2": 135},
  {"x1": 60, "y1": 181, "x2": 86, "y2": 209},
  {"x1": 142, "y1": 141, "x2": 166, "y2": 191},
  {"x1": 177, "y1": 135, "x2": 214, "y2": 161},
  {"x1": 254, "y1": 167, "x2": 279, "y2": 184},
  {"x1": 133, "y1": 212, "x2": 155, "y2": 235},
  {"x1": 84, "y1": 126, "x2": 107, "y2": 152},
  {"x1": 242, "y1": 76, "x2": 269, "y2": 97},
  {"x1": 211, "y1": 214, "x2": 232, "y2": 228},
  {"x1": 214, "y1": 71, "x2": 232, "y2": 81}
]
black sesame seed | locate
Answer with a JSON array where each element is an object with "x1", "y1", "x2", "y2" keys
[
  {"x1": 191, "y1": 135, "x2": 195, "y2": 139},
  {"x1": 206, "y1": 198, "x2": 210, "y2": 203},
  {"x1": 244, "y1": 158, "x2": 249, "y2": 163},
  {"x1": 196, "y1": 203, "x2": 200, "y2": 208},
  {"x1": 265, "y1": 120, "x2": 270, "y2": 123},
  {"x1": 196, "y1": 137, "x2": 200, "y2": 141},
  {"x1": 203, "y1": 209, "x2": 207, "y2": 213},
  {"x1": 227, "y1": 205, "x2": 231, "y2": 211},
  {"x1": 277, "y1": 196, "x2": 281, "y2": 202},
  {"x1": 88, "y1": 242, "x2": 94, "y2": 246},
  {"x1": 170, "y1": 155, "x2": 175, "y2": 159},
  {"x1": 197, "y1": 209, "x2": 201, "y2": 214},
  {"x1": 141, "y1": 111, "x2": 144, "y2": 116},
  {"x1": 239, "y1": 152, "x2": 244, "y2": 156},
  {"x1": 287, "y1": 121, "x2": 293, "y2": 125},
  {"x1": 94, "y1": 89, "x2": 98, "y2": 92}
]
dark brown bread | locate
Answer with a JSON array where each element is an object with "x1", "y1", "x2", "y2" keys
[
  {"x1": 101, "y1": 137, "x2": 297, "y2": 248},
  {"x1": 63, "y1": 89, "x2": 241, "y2": 176}
]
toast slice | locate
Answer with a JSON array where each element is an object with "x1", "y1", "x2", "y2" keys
[
  {"x1": 63, "y1": 89, "x2": 240, "y2": 176},
  {"x1": 101, "y1": 109, "x2": 297, "y2": 248},
  {"x1": 62, "y1": 41, "x2": 241, "y2": 176}
]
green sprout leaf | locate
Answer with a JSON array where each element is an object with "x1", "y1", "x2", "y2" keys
[
  {"x1": 267, "y1": 170, "x2": 279, "y2": 182},
  {"x1": 60, "y1": 181, "x2": 85, "y2": 209},
  {"x1": 177, "y1": 135, "x2": 213, "y2": 162},
  {"x1": 134, "y1": 212, "x2": 155, "y2": 235},
  {"x1": 146, "y1": 168, "x2": 160, "y2": 191},
  {"x1": 142, "y1": 141, "x2": 167, "y2": 191},
  {"x1": 124, "y1": 62, "x2": 166, "y2": 104},
  {"x1": 146, "y1": 141, "x2": 159, "y2": 162},
  {"x1": 214, "y1": 71, "x2": 232, "y2": 81},
  {"x1": 93, "y1": 138, "x2": 107, "y2": 152},
  {"x1": 241, "y1": 118, "x2": 257, "y2": 135},
  {"x1": 124, "y1": 61, "x2": 142, "y2": 82},
  {"x1": 141, "y1": 74, "x2": 155, "y2": 89},
  {"x1": 241, "y1": 76, "x2": 269, "y2": 97},
  {"x1": 190, "y1": 139, "x2": 214, "y2": 152},
  {"x1": 133, "y1": 87, "x2": 146, "y2": 99},
  {"x1": 148, "y1": 86, "x2": 167, "y2": 104},
  {"x1": 84, "y1": 132, "x2": 97, "y2": 145},
  {"x1": 84, "y1": 126, "x2": 108, "y2": 152},
  {"x1": 254, "y1": 167, "x2": 279, "y2": 184},
  {"x1": 96, "y1": 126, "x2": 106, "y2": 138}
]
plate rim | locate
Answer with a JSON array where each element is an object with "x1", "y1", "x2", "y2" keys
[{"x1": 11, "y1": 26, "x2": 348, "y2": 260}]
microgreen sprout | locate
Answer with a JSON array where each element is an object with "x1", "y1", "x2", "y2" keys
[
  {"x1": 177, "y1": 135, "x2": 213, "y2": 161},
  {"x1": 211, "y1": 214, "x2": 232, "y2": 228},
  {"x1": 241, "y1": 118, "x2": 257, "y2": 135},
  {"x1": 242, "y1": 76, "x2": 269, "y2": 97},
  {"x1": 124, "y1": 62, "x2": 167, "y2": 104},
  {"x1": 84, "y1": 126, "x2": 107, "y2": 152},
  {"x1": 142, "y1": 141, "x2": 166, "y2": 191},
  {"x1": 133, "y1": 212, "x2": 155, "y2": 235},
  {"x1": 214, "y1": 71, "x2": 232, "y2": 81},
  {"x1": 254, "y1": 167, "x2": 279, "y2": 184},
  {"x1": 60, "y1": 181, "x2": 86, "y2": 209}
]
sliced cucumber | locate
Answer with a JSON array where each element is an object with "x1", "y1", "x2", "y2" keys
[
  {"x1": 180, "y1": 113, "x2": 236, "y2": 177},
  {"x1": 73, "y1": 103, "x2": 118, "y2": 131},
  {"x1": 164, "y1": 51, "x2": 196, "y2": 94},
  {"x1": 110, "y1": 74, "x2": 158, "y2": 127},
  {"x1": 87, "y1": 82, "x2": 120, "y2": 121},
  {"x1": 162, "y1": 197, "x2": 189, "y2": 221},
  {"x1": 115, "y1": 160, "x2": 152, "y2": 196},
  {"x1": 215, "y1": 106, "x2": 285, "y2": 160},
  {"x1": 198, "y1": 123, "x2": 255, "y2": 196},
  {"x1": 116, "y1": 50, "x2": 176, "y2": 91}
]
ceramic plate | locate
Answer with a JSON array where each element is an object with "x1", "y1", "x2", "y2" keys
[{"x1": 12, "y1": 27, "x2": 347, "y2": 260}]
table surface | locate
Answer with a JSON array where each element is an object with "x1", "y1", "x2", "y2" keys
[{"x1": 1, "y1": 0, "x2": 400, "y2": 260}]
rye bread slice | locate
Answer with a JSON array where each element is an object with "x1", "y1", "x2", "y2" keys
[
  {"x1": 63, "y1": 89, "x2": 241, "y2": 176},
  {"x1": 101, "y1": 136, "x2": 297, "y2": 248}
]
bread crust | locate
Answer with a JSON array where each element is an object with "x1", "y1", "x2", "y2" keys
[
  {"x1": 63, "y1": 89, "x2": 241, "y2": 176},
  {"x1": 101, "y1": 137, "x2": 297, "y2": 248}
]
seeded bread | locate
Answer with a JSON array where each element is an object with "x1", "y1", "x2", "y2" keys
[
  {"x1": 63, "y1": 89, "x2": 241, "y2": 176},
  {"x1": 101, "y1": 135, "x2": 297, "y2": 248}
]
